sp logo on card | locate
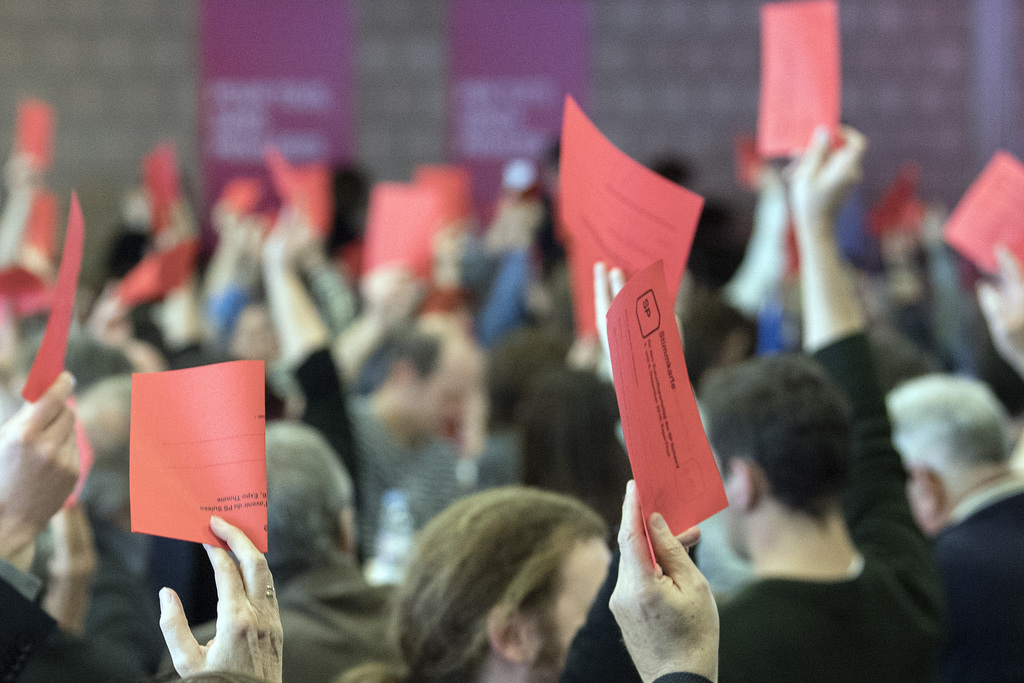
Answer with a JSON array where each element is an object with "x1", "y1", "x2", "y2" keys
[{"x1": 635, "y1": 289, "x2": 661, "y2": 339}]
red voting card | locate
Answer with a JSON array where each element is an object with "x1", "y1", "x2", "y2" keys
[
  {"x1": 25, "y1": 191, "x2": 57, "y2": 260},
  {"x1": 116, "y1": 239, "x2": 199, "y2": 308},
  {"x1": 295, "y1": 163, "x2": 334, "y2": 236},
  {"x1": 870, "y1": 162, "x2": 925, "y2": 236},
  {"x1": 414, "y1": 165, "x2": 474, "y2": 227},
  {"x1": 14, "y1": 99, "x2": 55, "y2": 170},
  {"x1": 944, "y1": 151, "x2": 1024, "y2": 274},
  {"x1": 363, "y1": 183, "x2": 443, "y2": 278},
  {"x1": 130, "y1": 360, "x2": 267, "y2": 552},
  {"x1": 217, "y1": 177, "x2": 264, "y2": 216},
  {"x1": 734, "y1": 134, "x2": 763, "y2": 191},
  {"x1": 559, "y1": 96, "x2": 705, "y2": 335},
  {"x1": 758, "y1": 1, "x2": 841, "y2": 158},
  {"x1": 606, "y1": 260, "x2": 728, "y2": 546},
  {"x1": 264, "y1": 145, "x2": 300, "y2": 206},
  {"x1": 22, "y1": 193, "x2": 84, "y2": 402},
  {"x1": 143, "y1": 143, "x2": 182, "y2": 236},
  {"x1": 64, "y1": 398, "x2": 94, "y2": 509}
]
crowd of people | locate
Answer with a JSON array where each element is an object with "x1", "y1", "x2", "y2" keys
[{"x1": 0, "y1": 80, "x2": 1022, "y2": 683}]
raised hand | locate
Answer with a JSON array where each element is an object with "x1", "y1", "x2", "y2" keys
[
  {"x1": 978, "y1": 247, "x2": 1024, "y2": 376},
  {"x1": 789, "y1": 126, "x2": 867, "y2": 239}
]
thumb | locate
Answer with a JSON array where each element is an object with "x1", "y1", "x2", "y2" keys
[
  {"x1": 648, "y1": 513, "x2": 698, "y2": 582},
  {"x1": 159, "y1": 587, "x2": 204, "y2": 676},
  {"x1": 977, "y1": 283, "x2": 1001, "y2": 323}
]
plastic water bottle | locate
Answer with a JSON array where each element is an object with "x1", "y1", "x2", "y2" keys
[{"x1": 365, "y1": 489, "x2": 414, "y2": 586}]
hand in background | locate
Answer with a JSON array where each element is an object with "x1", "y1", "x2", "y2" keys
[
  {"x1": 43, "y1": 504, "x2": 97, "y2": 635},
  {"x1": 978, "y1": 247, "x2": 1024, "y2": 377},
  {"x1": 159, "y1": 516, "x2": 283, "y2": 683},
  {"x1": 594, "y1": 261, "x2": 626, "y2": 383},
  {"x1": 609, "y1": 481, "x2": 719, "y2": 683}
]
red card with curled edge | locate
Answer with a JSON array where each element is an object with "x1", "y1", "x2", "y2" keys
[
  {"x1": 758, "y1": 1, "x2": 841, "y2": 158},
  {"x1": 414, "y1": 165, "x2": 474, "y2": 227},
  {"x1": 944, "y1": 151, "x2": 1024, "y2": 273},
  {"x1": 129, "y1": 360, "x2": 267, "y2": 552},
  {"x1": 606, "y1": 260, "x2": 727, "y2": 545},
  {"x1": 559, "y1": 96, "x2": 705, "y2": 336},
  {"x1": 15, "y1": 99, "x2": 55, "y2": 170},
  {"x1": 22, "y1": 193, "x2": 84, "y2": 403},
  {"x1": 217, "y1": 178, "x2": 264, "y2": 216},
  {"x1": 363, "y1": 182, "x2": 444, "y2": 278},
  {"x1": 143, "y1": 143, "x2": 181, "y2": 235}
]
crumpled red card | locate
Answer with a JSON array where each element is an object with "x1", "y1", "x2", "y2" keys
[
  {"x1": 559, "y1": 96, "x2": 705, "y2": 335},
  {"x1": 116, "y1": 238, "x2": 199, "y2": 308},
  {"x1": 870, "y1": 162, "x2": 926, "y2": 236},
  {"x1": 22, "y1": 193, "x2": 84, "y2": 402},
  {"x1": 757, "y1": 1, "x2": 841, "y2": 158},
  {"x1": 129, "y1": 360, "x2": 267, "y2": 552},
  {"x1": 217, "y1": 178, "x2": 264, "y2": 216},
  {"x1": 414, "y1": 165, "x2": 474, "y2": 227},
  {"x1": 143, "y1": 143, "x2": 181, "y2": 236},
  {"x1": 606, "y1": 260, "x2": 728, "y2": 548},
  {"x1": 363, "y1": 182, "x2": 444, "y2": 278},
  {"x1": 944, "y1": 151, "x2": 1024, "y2": 273},
  {"x1": 15, "y1": 99, "x2": 55, "y2": 170}
]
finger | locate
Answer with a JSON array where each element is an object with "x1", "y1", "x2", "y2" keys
[
  {"x1": 995, "y1": 246, "x2": 1024, "y2": 291},
  {"x1": 819, "y1": 127, "x2": 867, "y2": 190},
  {"x1": 594, "y1": 262, "x2": 611, "y2": 317},
  {"x1": 617, "y1": 480, "x2": 656, "y2": 582},
  {"x1": 648, "y1": 512, "x2": 699, "y2": 584},
  {"x1": 205, "y1": 541, "x2": 248, "y2": 624},
  {"x1": 24, "y1": 372, "x2": 75, "y2": 436},
  {"x1": 794, "y1": 126, "x2": 831, "y2": 179},
  {"x1": 609, "y1": 267, "x2": 626, "y2": 299},
  {"x1": 977, "y1": 283, "x2": 1001, "y2": 324},
  {"x1": 210, "y1": 516, "x2": 274, "y2": 600},
  {"x1": 674, "y1": 525, "x2": 702, "y2": 549},
  {"x1": 159, "y1": 587, "x2": 205, "y2": 676}
]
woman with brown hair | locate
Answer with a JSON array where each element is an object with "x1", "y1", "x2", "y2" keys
[{"x1": 339, "y1": 487, "x2": 609, "y2": 683}]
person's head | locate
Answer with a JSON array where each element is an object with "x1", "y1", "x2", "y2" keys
[
  {"x1": 265, "y1": 422, "x2": 356, "y2": 583},
  {"x1": 682, "y1": 290, "x2": 757, "y2": 393},
  {"x1": 519, "y1": 368, "x2": 630, "y2": 532},
  {"x1": 887, "y1": 374, "x2": 1011, "y2": 536},
  {"x1": 379, "y1": 487, "x2": 608, "y2": 683},
  {"x1": 229, "y1": 301, "x2": 280, "y2": 364},
  {"x1": 700, "y1": 354, "x2": 851, "y2": 559},
  {"x1": 77, "y1": 374, "x2": 133, "y2": 529},
  {"x1": 487, "y1": 328, "x2": 571, "y2": 431},
  {"x1": 64, "y1": 335, "x2": 134, "y2": 393},
  {"x1": 368, "y1": 323, "x2": 481, "y2": 443}
]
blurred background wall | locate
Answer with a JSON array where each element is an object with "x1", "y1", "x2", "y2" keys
[{"x1": 0, "y1": 0, "x2": 1018, "y2": 284}]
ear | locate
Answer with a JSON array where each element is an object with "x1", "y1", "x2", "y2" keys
[
  {"x1": 725, "y1": 458, "x2": 763, "y2": 512},
  {"x1": 335, "y1": 507, "x2": 357, "y2": 557},
  {"x1": 486, "y1": 606, "x2": 541, "y2": 666},
  {"x1": 906, "y1": 467, "x2": 949, "y2": 536}
]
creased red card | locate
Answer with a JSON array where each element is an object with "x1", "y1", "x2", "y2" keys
[
  {"x1": 22, "y1": 194, "x2": 83, "y2": 402},
  {"x1": 363, "y1": 183, "x2": 443, "y2": 278},
  {"x1": 734, "y1": 134, "x2": 763, "y2": 190},
  {"x1": 116, "y1": 238, "x2": 199, "y2": 308},
  {"x1": 64, "y1": 398, "x2": 94, "y2": 509},
  {"x1": 25, "y1": 191, "x2": 57, "y2": 260},
  {"x1": 559, "y1": 96, "x2": 705, "y2": 335},
  {"x1": 870, "y1": 162, "x2": 925, "y2": 236},
  {"x1": 130, "y1": 360, "x2": 267, "y2": 551},
  {"x1": 607, "y1": 260, "x2": 728, "y2": 548},
  {"x1": 414, "y1": 165, "x2": 474, "y2": 227},
  {"x1": 15, "y1": 99, "x2": 55, "y2": 170},
  {"x1": 944, "y1": 151, "x2": 1024, "y2": 274},
  {"x1": 217, "y1": 178, "x2": 264, "y2": 216},
  {"x1": 143, "y1": 143, "x2": 181, "y2": 236},
  {"x1": 758, "y1": 1, "x2": 841, "y2": 158}
]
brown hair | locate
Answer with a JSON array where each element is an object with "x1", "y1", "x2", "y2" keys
[{"x1": 343, "y1": 487, "x2": 605, "y2": 683}]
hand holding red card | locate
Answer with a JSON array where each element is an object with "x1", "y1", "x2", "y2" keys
[
  {"x1": 758, "y1": 1, "x2": 841, "y2": 158},
  {"x1": 14, "y1": 99, "x2": 55, "y2": 171},
  {"x1": 130, "y1": 360, "x2": 267, "y2": 552},
  {"x1": 606, "y1": 260, "x2": 728, "y2": 547},
  {"x1": 22, "y1": 193, "x2": 84, "y2": 403},
  {"x1": 944, "y1": 151, "x2": 1024, "y2": 274},
  {"x1": 559, "y1": 96, "x2": 705, "y2": 335}
]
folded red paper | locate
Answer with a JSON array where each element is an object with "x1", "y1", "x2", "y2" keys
[
  {"x1": 116, "y1": 238, "x2": 199, "y2": 308},
  {"x1": 217, "y1": 177, "x2": 264, "y2": 216},
  {"x1": 362, "y1": 182, "x2": 444, "y2": 278},
  {"x1": 758, "y1": 1, "x2": 841, "y2": 158},
  {"x1": 414, "y1": 165, "x2": 475, "y2": 227},
  {"x1": 129, "y1": 360, "x2": 268, "y2": 552},
  {"x1": 606, "y1": 260, "x2": 728, "y2": 549},
  {"x1": 15, "y1": 99, "x2": 55, "y2": 171},
  {"x1": 143, "y1": 143, "x2": 182, "y2": 236},
  {"x1": 22, "y1": 193, "x2": 84, "y2": 403},
  {"x1": 559, "y1": 96, "x2": 705, "y2": 335},
  {"x1": 944, "y1": 151, "x2": 1024, "y2": 273}
]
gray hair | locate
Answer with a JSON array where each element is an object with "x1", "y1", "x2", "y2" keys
[
  {"x1": 265, "y1": 422, "x2": 354, "y2": 581},
  {"x1": 78, "y1": 375, "x2": 133, "y2": 522},
  {"x1": 887, "y1": 374, "x2": 1010, "y2": 472}
]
